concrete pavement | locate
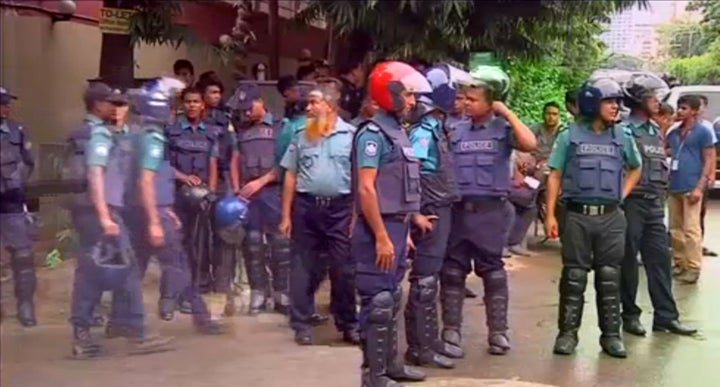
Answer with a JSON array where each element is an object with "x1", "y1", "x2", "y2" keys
[{"x1": 2, "y1": 202, "x2": 719, "y2": 387}]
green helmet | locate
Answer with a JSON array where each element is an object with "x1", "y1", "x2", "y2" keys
[{"x1": 468, "y1": 65, "x2": 510, "y2": 101}]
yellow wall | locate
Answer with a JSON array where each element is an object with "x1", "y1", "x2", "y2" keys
[{"x1": 0, "y1": 10, "x2": 297, "y2": 146}]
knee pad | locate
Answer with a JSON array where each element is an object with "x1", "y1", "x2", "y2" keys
[
  {"x1": 482, "y1": 270, "x2": 507, "y2": 293},
  {"x1": 560, "y1": 267, "x2": 588, "y2": 295},
  {"x1": 244, "y1": 231, "x2": 264, "y2": 254},
  {"x1": 595, "y1": 266, "x2": 620, "y2": 292},
  {"x1": 441, "y1": 268, "x2": 466, "y2": 288},
  {"x1": 368, "y1": 291, "x2": 395, "y2": 325},
  {"x1": 269, "y1": 234, "x2": 291, "y2": 255},
  {"x1": 412, "y1": 275, "x2": 438, "y2": 304}
]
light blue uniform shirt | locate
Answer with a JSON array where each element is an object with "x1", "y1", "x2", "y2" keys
[
  {"x1": 140, "y1": 125, "x2": 167, "y2": 172},
  {"x1": 280, "y1": 117, "x2": 356, "y2": 196},
  {"x1": 86, "y1": 116, "x2": 128, "y2": 167},
  {"x1": 355, "y1": 112, "x2": 399, "y2": 169},
  {"x1": 408, "y1": 115, "x2": 441, "y2": 173}
]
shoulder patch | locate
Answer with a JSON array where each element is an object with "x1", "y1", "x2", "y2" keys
[
  {"x1": 94, "y1": 144, "x2": 109, "y2": 157},
  {"x1": 364, "y1": 140, "x2": 379, "y2": 157}
]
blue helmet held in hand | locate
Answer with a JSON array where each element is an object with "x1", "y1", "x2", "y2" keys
[
  {"x1": 578, "y1": 78, "x2": 624, "y2": 118},
  {"x1": 424, "y1": 64, "x2": 474, "y2": 112},
  {"x1": 128, "y1": 77, "x2": 186, "y2": 124},
  {"x1": 215, "y1": 196, "x2": 250, "y2": 245}
]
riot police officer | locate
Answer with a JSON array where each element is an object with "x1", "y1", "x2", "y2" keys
[
  {"x1": 279, "y1": 79, "x2": 359, "y2": 346},
  {"x1": 229, "y1": 82, "x2": 290, "y2": 316},
  {"x1": 68, "y1": 83, "x2": 173, "y2": 358},
  {"x1": 425, "y1": 65, "x2": 472, "y2": 132},
  {"x1": 353, "y1": 61, "x2": 428, "y2": 387},
  {"x1": 546, "y1": 78, "x2": 643, "y2": 358},
  {"x1": 0, "y1": 87, "x2": 37, "y2": 327},
  {"x1": 402, "y1": 64, "x2": 469, "y2": 370},
  {"x1": 619, "y1": 75, "x2": 696, "y2": 337},
  {"x1": 167, "y1": 86, "x2": 221, "y2": 317},
  {"x1": 122, "y1": 77, "x2": 226, "y2": 335},
  {"x1": 441, "y1": 66, "x2": 537, "y2": 357}
]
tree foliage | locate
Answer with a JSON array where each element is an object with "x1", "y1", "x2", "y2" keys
[
  {"x1": 664, "y1": 0, "x2": 720, "y2": 84},
  {"x1": 296, "y1": 0, "x2": 645, "y2": 61}
]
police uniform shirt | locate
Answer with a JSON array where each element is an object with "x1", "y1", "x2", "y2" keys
[
  {"x1": 276, "y1": 114, "x2": 304, "y2": 166},
  {"x1": 355, "y1": 113, "x2": 400, "y2": 170},
  {"x1": 86, "y1": 115, "x2": 128, "y2": 167},
  {"x1": 547, "y1": 120, "x2": 642, "y2": 204},
  {"x1": 141, "y1": 126, "x2": 167, "y2": 172},
  {"x1": 280, "y1": 117, "x2": 355, "y2": 197},
  {"x1": 175, "y1": 114, "x2": 220, "y2": 159},
  {"x1": 408, "y1": 115, "x2": 441, "y2": 173}
]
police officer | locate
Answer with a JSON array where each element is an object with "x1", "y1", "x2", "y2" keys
[
  {"x1": 441, "y1": 67, "x2": 537, "y2": 357},
  {"x1": 425, "y1": 64, "x2": 472, "y2": 133},
  {"x1": 229, "y1": 83, "x2": 290, "y2": 316},
  {"x1": 278, "y1": 79, "x2": 359, "y2": 346},
  {"x1": 68, "y1": 83, "x2": 172, "y2": 358},
  {"x1": 353, "y1": 61, "x2": 428, "y2": 387},
  {"x1": 402, "y1": 66, "x2": 468, "y2": 369},
  {"x1": 167, "y1": 86, "x2": 220, "y2": 316},
  {"x1": 128, "y1": 77, "x2": 228, "y2": 334},
  {"x1": 0, "y1": 87, "x2": 37, "y2": 327},
  {"x1": 546, "y1": 78, "x2": 643, "y2": 358},
  {"x1": 619, "y1": 75, "x2": 696, "y2": 337}
]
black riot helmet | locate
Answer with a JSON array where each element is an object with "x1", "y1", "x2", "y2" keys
[{"x1": 622, "y1": 73, "x2": 670, "y2": 113}]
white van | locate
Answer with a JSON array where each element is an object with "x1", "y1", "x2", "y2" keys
[{"x1": 663, "y1": 85, "x2": 720, "y2": 190}]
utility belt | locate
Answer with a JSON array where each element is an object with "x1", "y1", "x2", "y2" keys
[
  {"x1": 565, "y1": 201, "x2": 619, "y2": 216},
  {"x1": 297, "y1": 192, "x2": 351, "y2": 208},
  {"x1": 456, "y1": 196, "x2": 507, "y2": 212}
]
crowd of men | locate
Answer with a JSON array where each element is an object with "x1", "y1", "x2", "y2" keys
[{"x1": 0, "y1": 54, "x2": 717, "y2": 386}]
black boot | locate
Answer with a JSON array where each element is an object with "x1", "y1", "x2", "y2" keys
[
  {"x1": 404, "y1": 276, "x2": 454, "y2": 369},
  {"x1": 12, "y1": 259, "x2": 37, "y2": 327},
  {"x1": 360, "y1": 291, "x2": 404, "y2": 387},
  {"x1": 596, "y1": 266, "x2": 627, "y2": 359},
  {"x1": 72, "y1": 326, "x2": 102, "y2": 359},
  {"x1": 387, "y1": 288, "x2": 426, "y2": 382},
  {"x1": 553, "y1": 267, "x2": 587, "y2": 355},
  {"x1": 269, "y1": 234, "x2": 291, "y2": 315},
  {"x1": 243, "y1": 233, "x2": 269, "y2": 315},
  {"x1": 482, "y1": 270, "x2": 511, "y2": 355},
  {"x1": 158, "y1": 298, "x2": 176, "y2": 321},
  {"x1": 439, "y1": 268, "x2": 465, "y2": 357}
]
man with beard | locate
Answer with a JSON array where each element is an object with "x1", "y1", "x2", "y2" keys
[
  {"x1": 618, "y1": 75, "x2": 696, "y2": 338},
  {"x1": 230, "y1": 83, "x2": 290, "y2": 315},
  {"x1": 354, "y1": 61, "x2": 428, "y2": 386},
  {"x1": 441, "y1": 67, "x2": 536, "y2": 357},
  {"x1": 279, "y1": 79, "x2": 359, "y2": 346},
  {"x1": 546, "y1": 78, "x2": 642, "y2": 358}
]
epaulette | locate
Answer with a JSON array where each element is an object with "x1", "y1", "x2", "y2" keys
[
  {"x1": 89, "y1": 125, "x2": 111, "y2": 138},
  {"x1": 361, "y1": 122, "x2": 380, "y2": 132}
]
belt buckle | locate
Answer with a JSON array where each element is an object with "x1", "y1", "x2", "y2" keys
[
  {"x1": 315, "y1": 196, "x2": 331, "y2": 207},
  {"x1": 586, "y1": 205, "x2": 600, "y2": 216}
]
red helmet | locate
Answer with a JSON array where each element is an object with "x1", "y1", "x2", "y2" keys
[{"x1": 369, "y1": 61, "x2": 432, "y2": 112}]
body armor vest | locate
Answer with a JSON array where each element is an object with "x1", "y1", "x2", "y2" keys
[
  {"x1": 236, "y1": 121, "x2": 277, "y2": 182},
  {"x1": 562, "y1": 123, "x2": 624, "y2": 202},
  {"x1": 353, "y1": 115, "x2": 421, "y2": 216},
  {"x1": 451, "y1": 116, "x2": 513, "y2": 198}
]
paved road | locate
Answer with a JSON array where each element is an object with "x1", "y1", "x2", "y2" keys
[{"x1": 2, "y1": 202, "x2": 719, "y2": 387}]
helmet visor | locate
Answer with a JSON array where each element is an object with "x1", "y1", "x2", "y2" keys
[
  {"x1": 399, "y1": 70, "x2": 432, "y2": 94},
  {"x1": 445, "y1": 65, "x2": 474, "y2": 87}
]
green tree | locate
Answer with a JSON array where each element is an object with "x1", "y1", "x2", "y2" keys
[{"x1": 296, "y1": 0, "x2": 645, "y2": 62}]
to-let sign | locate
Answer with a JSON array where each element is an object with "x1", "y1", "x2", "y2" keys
[{"x1": 99, "y1": 7, "x2": 137, "y2": 35}]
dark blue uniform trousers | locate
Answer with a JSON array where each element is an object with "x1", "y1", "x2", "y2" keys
[
  {"x1": 125, "y1": 206, "x2": 210, "y2": 319},
  {"x1": 441, "y1": 198, "x2": 514, "y2": 344},
  {"x1": 289, "y1": 193, "x2": 357, "y2": 333},
  {"x1": 352, "y1": 217, "x2": 408, "y2": 329},
  {"x1": 620, "y1": 197, "x2": 679, "y2": 325},
  {"x1": 69, "y1": 208, "x2": 145, "y2": 331}
]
